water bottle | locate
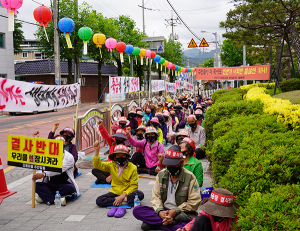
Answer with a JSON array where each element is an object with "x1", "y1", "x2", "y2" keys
[
  {"x1": 134, "y1": 195, "x2": 140, "y2": 207},
  {"x1": 54, "y1": 191, "x2": 61, "y2": 208},
  {"x1": 105, "y1": 143, "x2": 108, "y2": 149}
]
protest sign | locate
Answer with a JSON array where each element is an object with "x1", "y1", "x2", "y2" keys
[
  {"x1": 185, "y1": 82, "x2": 194, "y2": 91},
  {"x1": 151, "y1": 80, "x2": 165, "y2": 93},
  {"x1": 7, "y1": 135, "x2": 64, "y2": 172},
  {"x1": 105, "y1": 93, "x2": 126, "y2": 103},
  {"x1": 109, "y1": 77, "x2": 140, "y2": 94},
  {"x1": 0, "y1": 78, "x2": 80, "y2": 112},
  {"x1": 166, "y1": 82, "x2": 176, "y2": 93}
]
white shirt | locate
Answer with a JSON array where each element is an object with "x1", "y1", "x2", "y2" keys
[{"x1": 164, "y1": 176, "x2": 177, "y2": 210}]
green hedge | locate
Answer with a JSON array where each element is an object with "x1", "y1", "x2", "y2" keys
[
  {"x1": 211, "y1": 88, "x2": 247, "y2": 104},
  {"x1": 236, "y1": 184, "x2": 300, "y2": 230},
  {"x1": 279, "y1": 78, "x2": 300, "y2": 92}
]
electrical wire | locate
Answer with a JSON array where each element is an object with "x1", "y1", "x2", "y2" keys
[{"x1": 0, "y1": 14, "x2": 54, "y2": 29}]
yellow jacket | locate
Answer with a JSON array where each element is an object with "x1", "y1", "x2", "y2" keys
[
  {"x1": 93, "y1": 156, "x2": 139, "y2": 196},
  {"x1": 157, "y1": 127, "x2": 163, "y2": 144}
]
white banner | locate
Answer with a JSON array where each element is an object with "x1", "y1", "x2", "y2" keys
[
  {"x1": 166, "y1": 82, "x2": 176, "y2": 93},
  {"x1": 151, "y1": 80, "x2": 165, "y2": 93},
  {"x1": 109, "y1": 77, "x2": 140, "y2": 95},
  {"x1": 105, "y1": 93, "x2": 126, "y2": 103},
  {"x1": 185, "y1": 82, "x2": 194, "y2": 91},
  {"x1": 0, "y1": 78, "x2": 80, "y2": 112}
]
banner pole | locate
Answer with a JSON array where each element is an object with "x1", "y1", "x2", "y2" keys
[
  {"x1": 139, "y1": 91, "x2": 141, "y2": 107},
  {"x1": 32, "y1": 169, "x2": 36, "y2": 208},
  {"x1": 74, "y1": 102, "x2": 79, "y2": 147},
  {"x1": 109, "y1": 94, "x2": 112, "y2": 134}
]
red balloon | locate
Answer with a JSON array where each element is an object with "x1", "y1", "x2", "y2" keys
[
  {"x1": 151, "y1": 51, "x2": 156, "y2": 59},
  {"x1": 171, "y1": 64, "x2": 176, "y2": 70},
  {"x1": 116, "y1": 42, "x2": 127, "y2": 53},
  {"x1": 33, "y1": 6, "x2": 52, "y2": 27},
  {"x1": 184, "y1": 68, "x2": 188, "y2": 73}
]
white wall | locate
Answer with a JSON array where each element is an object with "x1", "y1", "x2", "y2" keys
[{"x1": 0, "y1": 6, "x2": 15, "y2": 80}]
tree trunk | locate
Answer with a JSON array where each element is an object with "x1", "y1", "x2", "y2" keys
[
  {"x1": 286, "y1": 48, "x2": 291, "y2": 80},
  {"x1": 276, "y1": 37, "x2": 282, "y2": 82},
  {"x1": 288, "y1": 25, "x2": 300, "y2": 75},
  {"x1": 97, "y1": 59, "x2": 103, "y2": 103},
  {"x1": 67, "y1": 58, "x2": 73, "y2": 84},
  {"x1": 112, "y1": 54, "x2": 122, "y2": 76}
]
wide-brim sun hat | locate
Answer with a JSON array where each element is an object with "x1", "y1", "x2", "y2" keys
[
  {"x1": 195, "y1": 109, "x2": 203, "y2": 115},
  {"x1": 108, "y1": 144, "x2": 130, "y2": 160},
  {"x1": 145, "y1": 126, "x2": 158, "y2": 135},
  {"x1": 176, "y1": 130, "x2": 190, "y2": 138},
  {"x1": 112, "y1": 129, "x2": 128, "y2": 140},
  {"x1": 136, "y1": 125, "x2": 147, "y2": 132},
  {"x1": 117, "y1": 116, "x2": 130, "y2": 126},
  {"x1": 128, "y1": 111, "x2": 136, "y2": 115},
  {"x1": 150, "y1": 117, "x2": 161, "y2": 126},
  {"x1": 200, "y1": 188, "x2": 237, "y2": 218},
  {"x1": 162, "y1": 145, "x2": 183, "y2": 166},
  {"x1": 137, "y1": 111, "x2": 143, "y2": 116},
  {"x1": 155, "y1": 112, "x2": 164, "y2": 120}
]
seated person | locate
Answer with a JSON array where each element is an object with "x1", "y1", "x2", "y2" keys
[
  {"x1": 157, "y1": 102, "x2": 164, "y2": 113},
  {"x1": 127, "y1": 126, "x2": 165, "y2": 175},
  {"x1": 170, "y1": 110, "x2": 179, "y2": 132},
  {"x1": 142, "y1": 108, "x2": 152, "y2": 124},
  {"x1": 128, "y1": 111, "x2": 138, "y2": 135},
  {"x1": 156, "y1": 112, "x2": 168, "y2": 144},
  {"x1": 93, "y1": 142, "x2": 144, "y2": 217},
  {"x1": 136, "y1": 111, "x2": 144, "y2": 126},
  {"x1": 150, "y1": 103, "x2": 157, "y2": 116},
  {"x1": 92, "y1": 120, "x2": 128, "y2": 185},
  {"x1": 194, "y1": 110, "x2": 203, "y2": 126},
  {"x1": 179, "y1": 188, "x2": 238, "y2": 231},
  {"x1": 112, "y1": 117, "x2": 129, "y2": 134},
  {"x1": 174, "y1": 104, "x2": 186, "y2": 131},
  {"x1": 48, "y1": 123, "x2": 78, "y2": 177},
  {"x1": 131, "y1": 125, "x2": 146, "y2": 155},
  {"x1": 186, "y1": 115, "x2": 206, "y2": 159},
  {"x1": 163, "y1": 110, "x2": 173, "y2": 135},
  {"x1": 175, "y1": 130, "x2": 190, "y2": 145},
  {"x1": 133, "y1": 145, "x2": 201, "y2": 231},
  {"x1": 33, "y1": 136, "x2": 79, "y2": 206},
  {"x1": 148, "y1": 117, "x2": 163, "y2": 144},
  {"x1": 182, "y1": 101, "x2": 190, "y2": 122}
]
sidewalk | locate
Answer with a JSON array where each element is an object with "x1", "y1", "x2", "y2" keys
[{"x1": 1, "y1": 147, "x2": 212, "y2": 231}]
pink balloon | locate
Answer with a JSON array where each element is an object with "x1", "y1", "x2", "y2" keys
[
  {"x1": 193, "y1": 68, "x2": 196, "y2": 72},
  {"x1": 145, "y1": 49, "x2": 151, "y2": 58},
  {"x1": 1, "y1": 0, "x2": 23, "y2": 14},
  {"x1": 167, "y1": 62, "x2": 173, "y2": 69},
  {"x1": 105, "y1": 38, "x2": 117, "y2": 52}
]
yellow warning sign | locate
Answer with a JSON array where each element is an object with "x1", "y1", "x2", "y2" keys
[
  {"x1": 188, "y1": 38, "x2": 198, "y2": 48},
  {"x1": 199, "y1": 38, "x2": 209, "y2": 47}
]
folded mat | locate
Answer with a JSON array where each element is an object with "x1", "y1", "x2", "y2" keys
[
  {"x1": 90, "y1": 183, "x2": 111, "y2": 188},
  {"x1": 107, "y1": 205, "x2": 132, "y2": 209}
]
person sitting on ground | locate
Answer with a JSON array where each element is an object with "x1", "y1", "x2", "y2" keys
[
  {"x1": 112, "y1": 116, "x2": 130, "y2": 134},
  {"x1": 92, "y1": 120, "x2": 128, "y2": 185},
  {"x1": 143, "y1": 108, "x2": 152, "y2": 124},
  {"x1": 157, "y1": 102, "x2": 164, "y2": 113},
  {"x1": 186, "y1": 115, "x2": 206, "y2": 159},
  {"x1": 131, "y1": 125, "x2": 147, "y2": 155},
  {"x1": 127, "y1": 126, "x2": 165, "y2": 175},
  {"x1": 174, "y1": 104, "x2": 186, "y2": 131},
  {"x1": 93, "y1": 142, "x2": 144, "y2": 218},
  {"x1": 136, "y1": 111, "x2": 144, "y2": 126},
  {"x1": 128, "y1": 111, "x2": 138, "y2": 135},
  {"x1": 193, "y1": 95, "x2": 202, "y2": 110},
  {"x1": 33, "y1": 135, "x2": 79, "y2": 206},
  {"x1": 150, "y1": 103, "x2": 157, "y2": 116},
  {"x1": 163, "y1": 110, "x2": 173, "y2": 134},
  {"x1": 167, "y1": 102, "x2": 174, "y2": 112},
  {"x1": 133, "y1": 145, "x2": 201, "y2": 231},
  {"x1": 194, "y1": 110, "x2": 203, "y2": 126},
  {"x1": 182, "y1": 101, "x2": 190, "y2": 122},
  {"x1": 136, "y1": 107, "x2": 142, "y2": 112},
  {"x1": 48, "y1": 123, "x2": 79, "y2": 177},
  {"x1": 178, "y1": 188, "x2": 238, "y2": 231},
  {"x1": 170, "y1": 110, "x2": 179, "y2": 132},
  {"x1": 148, "y1": 117, "x2": 164, "y2": 144},
  {"x1": 156, "y1": 112, "x2": 168, "y2": 144},
  {"x1": 175, "y1": 130, "x2": 190, "y2": 145}
]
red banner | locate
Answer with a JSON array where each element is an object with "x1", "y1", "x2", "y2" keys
[{"x1": 196, "y1": 65, "x2": 271, "y2": 80}]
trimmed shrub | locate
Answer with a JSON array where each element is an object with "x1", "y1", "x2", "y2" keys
[
  {"x1": 211, "y1": 88, "x2": 247, "y2": 104},
  {"x1": 279, "y1": 78, "x2": 300, "y2": 92},
  {"x1": 236, "y1": 184, "x2": 300, "y2": 230},
  {"x1": 216, "y1": 130, "x2": 300, "y2": 207},
  {"x1": 206, "y1": 114, "x2": 288, "y2": 183}
]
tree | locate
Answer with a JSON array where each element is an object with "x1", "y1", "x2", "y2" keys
[
  {"x1": 13, "y1": 14, "x2": 25, "y2": 54},
  {"x1": 220, "y1": 0, "x2": 300, "y2": 74},
  {"x1": 202, "y1": 57, "x2": 214, "y2": 67},
  {"x1": 220, "y1": 39, "x2": 253, "y2": 67}
]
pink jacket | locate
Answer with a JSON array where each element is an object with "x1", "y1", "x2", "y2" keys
[
  {"x1": 128, "y1": 136, "x2": 165, "y2": 169},
  {"x1": 184, "y1": 211, "x2": 238, "y2": 231}
]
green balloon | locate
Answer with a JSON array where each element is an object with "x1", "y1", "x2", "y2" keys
[
  {"x1": 132, "y1": 47, "x2": 141, "y2": 57},
  {"x1": 159, "y1": 58, "x2": 165, "y2": 65},
  {"x1": 78, "y1": 27, "x2": 93, "y2": 42}
]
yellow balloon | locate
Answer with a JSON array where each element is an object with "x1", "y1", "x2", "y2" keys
[
  {"x1": 163, "y1": 60, "x2": 169, "y2": 67},
  {"x1": 139, "y1": 48, "x2": 146, "y2": 57},
  {"x1": 93, "y1": 33, "x2": 106, "y2": 48}
]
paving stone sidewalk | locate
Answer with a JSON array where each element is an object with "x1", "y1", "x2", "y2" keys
[{"x1": 1, "y1": 147, "x2": 213, "y2": 231}]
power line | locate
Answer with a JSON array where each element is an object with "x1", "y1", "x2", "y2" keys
[
  {"x1": 0, "y1": 14, "x2": 54, "y2": 29},
  {"x1": 165, "y1": 0, "x2": 202, "y2": 41}
]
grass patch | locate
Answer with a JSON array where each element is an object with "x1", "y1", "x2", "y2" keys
[{"x1": 273, "y1": 90, "x2": 300, "y2": 104}]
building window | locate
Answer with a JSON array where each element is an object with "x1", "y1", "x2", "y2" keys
[
  {"x1": 22, "y1": 52, "x2": 28, "y2": 58},
  {"x1": 0, "y1": 34, "x2": 4, "y2": 48},
  {"x1": 0, "y1": 2, "x2": 3, "y2": 7},
  {"x1": 0, "y1": 74, "x2": 7, "y2": 78}
]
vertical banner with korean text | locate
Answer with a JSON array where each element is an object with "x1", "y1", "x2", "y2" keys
[
  {"x1": 151, "y1": 80, "x2": 165, "y2": 93},
  {"x1": 7, "y1": 135, "x2": 64, "y2": 172},
  {"x1": 166, "y1": 82, "x2": 176, "y2": 93},
  {"x1": 109, "y1": 77, "x2": 140, "y2": 95}
]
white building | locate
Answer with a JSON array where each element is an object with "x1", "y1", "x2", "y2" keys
[{"x1": 0, "y1": 3, "x2": 15, "y2": 79}]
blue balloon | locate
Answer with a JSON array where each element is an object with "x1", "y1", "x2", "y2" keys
[
  {"x1": 153, "y1": 55, "x2": 161, "y2": 63},
  {"x1": 58, "y1": 17, "x2": 75, "y2": 36},
  {"x1": 174, "y1": 65, "x2": 179, "y2": 71},
  {"x1": 125, "y1": 45, "x2": 134, "y2": 54}
]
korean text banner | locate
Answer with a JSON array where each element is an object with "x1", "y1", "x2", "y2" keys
[
  {"x1": 8, "y1": 135, "x2": 64, "y2": 172},
  {"x1": 109, "y1": 77, "x2": 140, "y2": 95},
  {"x1": 0, "y1": 78, "x2": 80, "y2": 112},
  {"x1": 196, "y1": 65, "x2": 271, "y2": 80},
  {"x1": 166, "y1": 82, "x2": 176, "y2": 93},
  {"x1": 151, "y1": 80, "x2": 165, "y2": 93},
  {"x1": 185, "y1": 82, "x2": 194, "y2": 91}
]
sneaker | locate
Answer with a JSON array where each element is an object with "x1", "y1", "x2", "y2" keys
[
  {"x1": 60, "y1": 197, "x2": 67, "y2": 206},
  {"x1": 141, "y1": 222, "x2": 160, "y2": 231},
  {"x1": 35, "y1": 194, "x2": 43, "y2": 203},
  {"x1": 114, "y1": 208, "x2": 126, "y2": 218},
  {"x1": 173, "y1": 212, "x2": 190, "y2": 224},
  {"x1": 95, "y1": 179, "x2": 102, "y2": 185}
]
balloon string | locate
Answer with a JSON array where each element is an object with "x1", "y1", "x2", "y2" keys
[
  {"x1": 43, "y1": 25, "x2": 49, "y2": 42},
  {"x1": 99, "y1": 47, "x2": 102, "y2": 58}
]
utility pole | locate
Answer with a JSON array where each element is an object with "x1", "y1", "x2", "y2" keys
[
  {"x1": 53, "y1": 0, "x2": 60, "y2": 85},
  {"x1": 142, "y1": 0, "x2": 145, "y2": 35},
  {"x1": 165, "y1": 11, "x2": 180, "y2": 40},
  {"x1": 242, "y1": 0, "x2": 247, "y2": 86}
]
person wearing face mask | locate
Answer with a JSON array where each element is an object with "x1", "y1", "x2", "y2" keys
[
  {"x1": 148, "y1": 117, "x2": 164, "y2": 144},
  {"x1": 186, "y1": 115, "x2": 206, "y2": 159},
  {"x1": 156, "y1": 112, "x2": 168, "y2": 144},
  {"x1": 133, "y1": 145, "x2": 201, "y2": 231},
  {"x1": 179, "y1": 137, "x2": 203, "y2": 187},
  {"x1": 126, "y1": 126, "x2": 165, "y2": 175},
  {"x1": 194, "y1": 109, "x2": 203, "y2": 126},
  {"x1": 128, "y1": 111, "x2": 138, "y2": 135},
  {"x1": 33, "y1": 135, "x2": 79, "y2": 206},
  {"x1": 182, "y1": 101, "x2": 190, "y2": 121},
  {"x1": 157, "y1": 102, "x2": 164, "y2": 113},
  {"x1": 193, "y1": 95, "x2": 202, "y2": 110},
  {"x1": 178, "y1": 188, "x2": 238, "y2": 231},
  {"x1": 149, "y1": 103, "x2": 157, "y2": 116},
  {"x1": 174, "y1": 104, "x2": 186, "y2": 132},
  {"x1": 48, "y1": 123, "x2": 78, "y2": 177},
  {"x1": 142, "y1": 108, "x2": 152, "y2": 123},
  {"x1": 112, "y1": 117, "x2": 130, "y2": 134},
  {"x1": 91, "y1": 120, "x2": 128, "y2": 185},
  {"x1": 130, "y1": 125, "x2": 146, "y2": 165},
  {"x1": 170, "y1": 110, "x2": 179, "y2": 132},
  {"x1": 163, "y1": 110, "x2": 173, "y2": 134},
  {"x1": 93, "y1": 142, "x2": 144, "y2": 218},
  {"x1": 136, "y1": 111, "x2": 144, "y2": 126},
  {"x1": 175, "y1": 130, "x2": 190, "y2": 145}
]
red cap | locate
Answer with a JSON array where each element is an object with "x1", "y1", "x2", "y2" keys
[{"x1": 182, "y1": 137, "x2": 195, "y2": 152}]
